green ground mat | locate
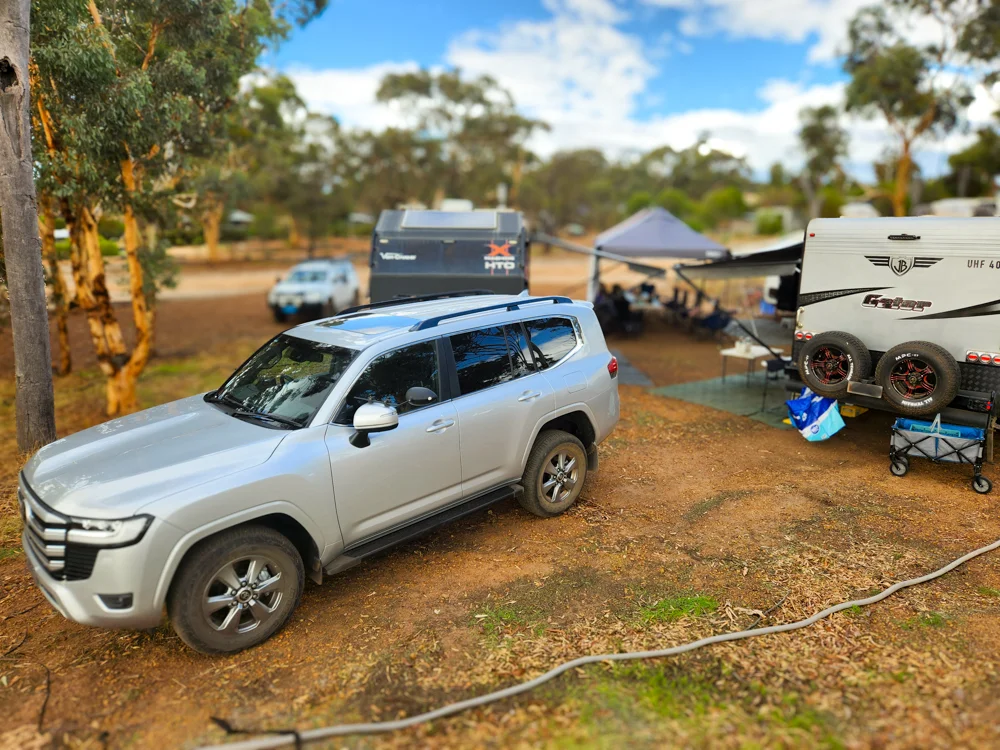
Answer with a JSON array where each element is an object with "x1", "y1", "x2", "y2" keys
[{"x1": 650, "y1": 372, "x2": 795, "y2": 429}]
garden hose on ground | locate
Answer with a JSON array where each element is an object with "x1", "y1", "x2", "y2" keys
[{"x1": 200, "y1": 534, "x2": 1000, "y2": 750}]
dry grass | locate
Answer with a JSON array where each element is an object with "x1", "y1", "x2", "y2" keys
[{"x1": 0, "y1": 318, "x2": 999, "y2": 749}]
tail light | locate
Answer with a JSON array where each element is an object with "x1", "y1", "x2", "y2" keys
[
  {"x1": 608, "y1": 356, "x2": 618, "y2": 378},
  {"x1": 968, "y1": 352, "x2": 980, "y2": 362},
  {"x1": 980, "y1": 354, "x2": 993, "y2": 363},
  {"x1": 804, "y1": 332, "x2": 814, "y2": 340},
  {"x1": 994, "y1": 356, "x2": 1000, "y2": 366},
  {"x1": 795, "y1": 331, "x2": 804, "y2": 340}
]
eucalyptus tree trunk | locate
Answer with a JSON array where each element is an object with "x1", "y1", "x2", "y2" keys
[
  {"x1": 39, "y1": 196, "x2": 71, "y2": 376},
  {"x1": 0, "y1": 0, "x2": 57, "y2": 450}
]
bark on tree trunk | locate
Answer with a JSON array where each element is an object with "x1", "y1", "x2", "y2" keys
[
  {"x1": 0, "y1": 0, "x2": 57, "y2": 450},
  {"x1": 39, "y1": 196, "x2": 71, "y2": 376},
  {"x1": 201, "y1": 198, "x2": 223, "y2": 264},
  {"x1": 116, "y1": 157, "x2": 153, "y2": 415},
  {"x1": 893, "y1": 145, "x2": 912, "y2": 217},
  {"x1": 70, "y1": 203, "x2": 128, "y2": 383}
]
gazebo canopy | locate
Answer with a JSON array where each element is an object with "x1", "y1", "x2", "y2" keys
[{"x1": 594, "y1": 207, "x2": 729, "y2": 260}]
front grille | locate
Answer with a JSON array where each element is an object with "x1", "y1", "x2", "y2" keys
[{"x1": 19, "y1": 481, "x2": 99, "y2": 582}]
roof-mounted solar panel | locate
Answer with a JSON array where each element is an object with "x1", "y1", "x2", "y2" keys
[{"x1": 401, "y1": 210, "x2": 498, "y2": 230}]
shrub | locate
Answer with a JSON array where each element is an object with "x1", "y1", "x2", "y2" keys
[
  {"x1": 625, "y1": 190, "x2": 653, "y2": 215},
  {"x1": 756, "y1": 211, "x2": 784, "y2": 235},
  {"x1": 98, "y1": 217, "x2": 125, "y2": 240},
  {"x1": 54, "y1": 237, "x2": 121, "y2": 259},
  {"x1": 700, "y1": 186, "x2": 747, "y2": 226},
  {"x1": 655, "y1": 187, "x2": 695, "y2": 219}
]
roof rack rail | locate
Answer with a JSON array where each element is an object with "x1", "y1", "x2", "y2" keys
[
  {"x1": 411, "y1": 296, "x2": 572, "y2": 331},
  {"x1": 337, "y1": 290, "x2": 496, "y2": 318}
]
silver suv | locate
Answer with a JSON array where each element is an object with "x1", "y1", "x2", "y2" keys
[{"x1": 19, "y1": 292, "x2": 619, "y2": 653}]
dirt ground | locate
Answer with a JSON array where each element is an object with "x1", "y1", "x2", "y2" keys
[{"x1": 1, "y1": 262, "x2": 999, "y2": 749}]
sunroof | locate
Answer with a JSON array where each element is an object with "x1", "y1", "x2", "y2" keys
[{"x1": 401, "y1": 210, "x2": 497, "y2": 230}]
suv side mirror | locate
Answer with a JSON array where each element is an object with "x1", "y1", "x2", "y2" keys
[
  {"x1": 350, "y1": 402, "x2": 398, "y2": 448},
  {"x1": 404, "y1": 386, "x2": 437, "y2": 406}
]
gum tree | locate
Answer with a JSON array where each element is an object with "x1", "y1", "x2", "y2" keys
[
  {"x1": 798, "y1": 105, "x2": 848, "y2": 219},
  {"x1": 32, "y1": 0, "x2": 327, "y2": 415},
  {"x1": 0, "y1": 0, "x2": 57, "y2": 450},
  {"x1": 844, "y1": 5, "x2": 973, "y2": 216}
]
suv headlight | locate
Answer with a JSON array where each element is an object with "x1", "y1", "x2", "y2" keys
[{"x1": 67, "y1": 515, "x2": 152, "y2": 548}]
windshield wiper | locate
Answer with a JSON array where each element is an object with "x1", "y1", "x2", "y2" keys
[{"x1": 232, "y1": 409, "x2": 303, "y2": 429}]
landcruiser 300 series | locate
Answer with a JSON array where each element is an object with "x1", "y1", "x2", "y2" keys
[{"x1": 19, "y1": 292, "x2": 619, "y2": 653}]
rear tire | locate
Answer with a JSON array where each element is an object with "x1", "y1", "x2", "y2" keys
[
  {"x1": 890, "y1": 457, "x2": 909, "y2": 477},
  {"x1": 519, "y1": 430, "x2": 588, "y2": 518},
  {"x1": 875, "y1": 341, "x2": 959, "y2": 417},
  {"x1": 168, "y1": 526, "x2": 304, "y2": 655},
  {"x1": 973, "y1": 476, "x2": 992, "y2": 494},
  {"x1": 797, "y1": 331, "x2": 872, "y2": 398},
  {"x1": 320, "y1": 299, "x2": 336, "y2": 319}
]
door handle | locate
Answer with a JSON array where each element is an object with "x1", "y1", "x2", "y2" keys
[
  {"x1": 426, "y1": 419, "x2": 455, "y2": 433},
  {"x1": 518, "y1": 391, "x2": 542, "y2": 402}
]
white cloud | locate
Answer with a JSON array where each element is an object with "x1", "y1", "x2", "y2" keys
[
  {"x1": 285, "y1": 61, "x2": 420, "y2": 131},
  {"x1": 282, "y1": 0, "x2": 998, "y2": 180},
  {"x1": 640, "y1": 0, "x2": 869, "y2": 62}
]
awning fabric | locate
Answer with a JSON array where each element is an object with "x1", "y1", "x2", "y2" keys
[
  {"x1": 674, "y1": 241, "x2": 804, "y2": 280},
  {"x1": 594, "y1": 207, "x2": 729, "y2": 260}
]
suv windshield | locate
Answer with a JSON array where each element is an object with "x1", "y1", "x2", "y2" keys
[
  {"x1": 215, "y1": 334, "x2": 358, "y2": 426},
  {"x1": 287, "y1": 269, "x2": 328, "y2": 283}
]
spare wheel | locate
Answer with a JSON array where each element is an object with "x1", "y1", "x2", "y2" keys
[
  {"x1": 875, "y1": 341, "x2": 959, "y2": 417},
  {"x1": 798, "y1": 331, "x2": 872, "y2": 398}
]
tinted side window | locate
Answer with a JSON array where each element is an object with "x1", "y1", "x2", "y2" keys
[
  {"x1": 450, "y1": 327, "x2": 514, "y2": 395},
  {"x1": 505, "y1": 324, "x2": 534, "y2": 379},
  {"x1": 337, "y1": 341, "x2": 439, "y2": 424},
  {"x1": 524, "y1": 317, "x2": 578, "y2": 369}
]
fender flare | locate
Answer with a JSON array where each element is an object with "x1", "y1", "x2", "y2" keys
[{"x1": 152, "y1": 501, "x2": 329, "y2": 610}]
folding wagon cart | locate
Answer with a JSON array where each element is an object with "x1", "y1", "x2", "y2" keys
[{"x1": 889, "y1": 392, "x2": 996, "y2": 494}]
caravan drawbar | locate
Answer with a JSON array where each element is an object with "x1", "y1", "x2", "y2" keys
[{"x1": 794, "y1": 217, "x2": 1000, "y2": 417}]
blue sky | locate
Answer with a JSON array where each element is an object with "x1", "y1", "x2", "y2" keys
[{"x1": 269, "y1": 0, "x2": 995, "y2": 178}]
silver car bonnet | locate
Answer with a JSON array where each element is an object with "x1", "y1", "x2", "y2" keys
[{"x1": 22, "y1": 394, "x2": 287, "y2": 518}]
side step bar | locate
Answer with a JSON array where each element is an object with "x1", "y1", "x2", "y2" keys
[{"x1": 325, "y1": 484, "x2": 521, "y2": 575}]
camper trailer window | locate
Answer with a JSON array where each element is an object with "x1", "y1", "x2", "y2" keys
[{"x1": 401, "y1": 210, "x2": 497, "y2": 230}]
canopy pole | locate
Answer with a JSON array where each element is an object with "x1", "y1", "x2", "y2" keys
[{"x1": 588, "y1": 252, "x2": 600, "y2": 302}]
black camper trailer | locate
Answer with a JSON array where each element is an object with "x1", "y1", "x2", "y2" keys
[{"x1": 369, "y1": 209, "x2": 529, "y2": 302}]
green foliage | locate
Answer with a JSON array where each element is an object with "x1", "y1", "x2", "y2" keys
[
  {"x1": 977, "y1": 587, "x2": 1000, "y2": 598},
  {"x1": 756, "y1": 211, "x2": 784, "y2": 235},
  {"x1": 638, "y1": 594, "x2": 718, "y2": 624},
  {"x1": 820, "y1": 185, "x2": 846, "y2": 218},
  {"x1": 98, "y1": 218, "x2": 125, "y2": 240},
  {"x1": 625, "y1": 191, "x2": 653, "y2": 215},
  {"x1": 54, "y1": 237, "x2": 120, "y2": 259},
  {"x1": 700, "y1": 186, "x2": 747, "y2": 227},
  {"x1": 655, "y1": 187, "x2": 696, "y2": 219}
]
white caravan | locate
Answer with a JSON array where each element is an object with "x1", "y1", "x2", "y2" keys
[{"x1": 794, "y1": 217, "x2": 1000, "y2": 416}]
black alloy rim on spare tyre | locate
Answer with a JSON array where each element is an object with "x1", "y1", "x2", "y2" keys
[
  {"x1": 889, "y1": 357, "x2": 937, "y2": 400},
  {"x1": 812, "y1": 345, "x2": 851, "y2": 385}
]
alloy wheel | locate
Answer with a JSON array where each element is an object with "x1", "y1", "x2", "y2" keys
[
  {"x1": 202, "y1": 556, "x2": 288, "y2": 635},
  {"x1": 540, "y1": 450, "x2": 581, "y2": 505}
]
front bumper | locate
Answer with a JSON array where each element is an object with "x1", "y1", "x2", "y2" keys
[{"x1": 21, "y1": 518, "x2": 180, "y2": 630}]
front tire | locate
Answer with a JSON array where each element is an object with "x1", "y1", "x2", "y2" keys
[
  {"x1": 518, "y1": 430, "x2": 588, "y2": 518},
  {"x1": 168, "y1": 526, "x2": 304, "y2": 655},
  {"x1": 272, "y1": 307, "x2": 288, "y2": 323},
  {"x1": 875, "y1": 341, "x2": 959, "y2": 417}
]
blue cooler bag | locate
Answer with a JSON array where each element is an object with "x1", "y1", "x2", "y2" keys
[{"x1": 786, "y1": 387, "x2": 846, "y2": 442}]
